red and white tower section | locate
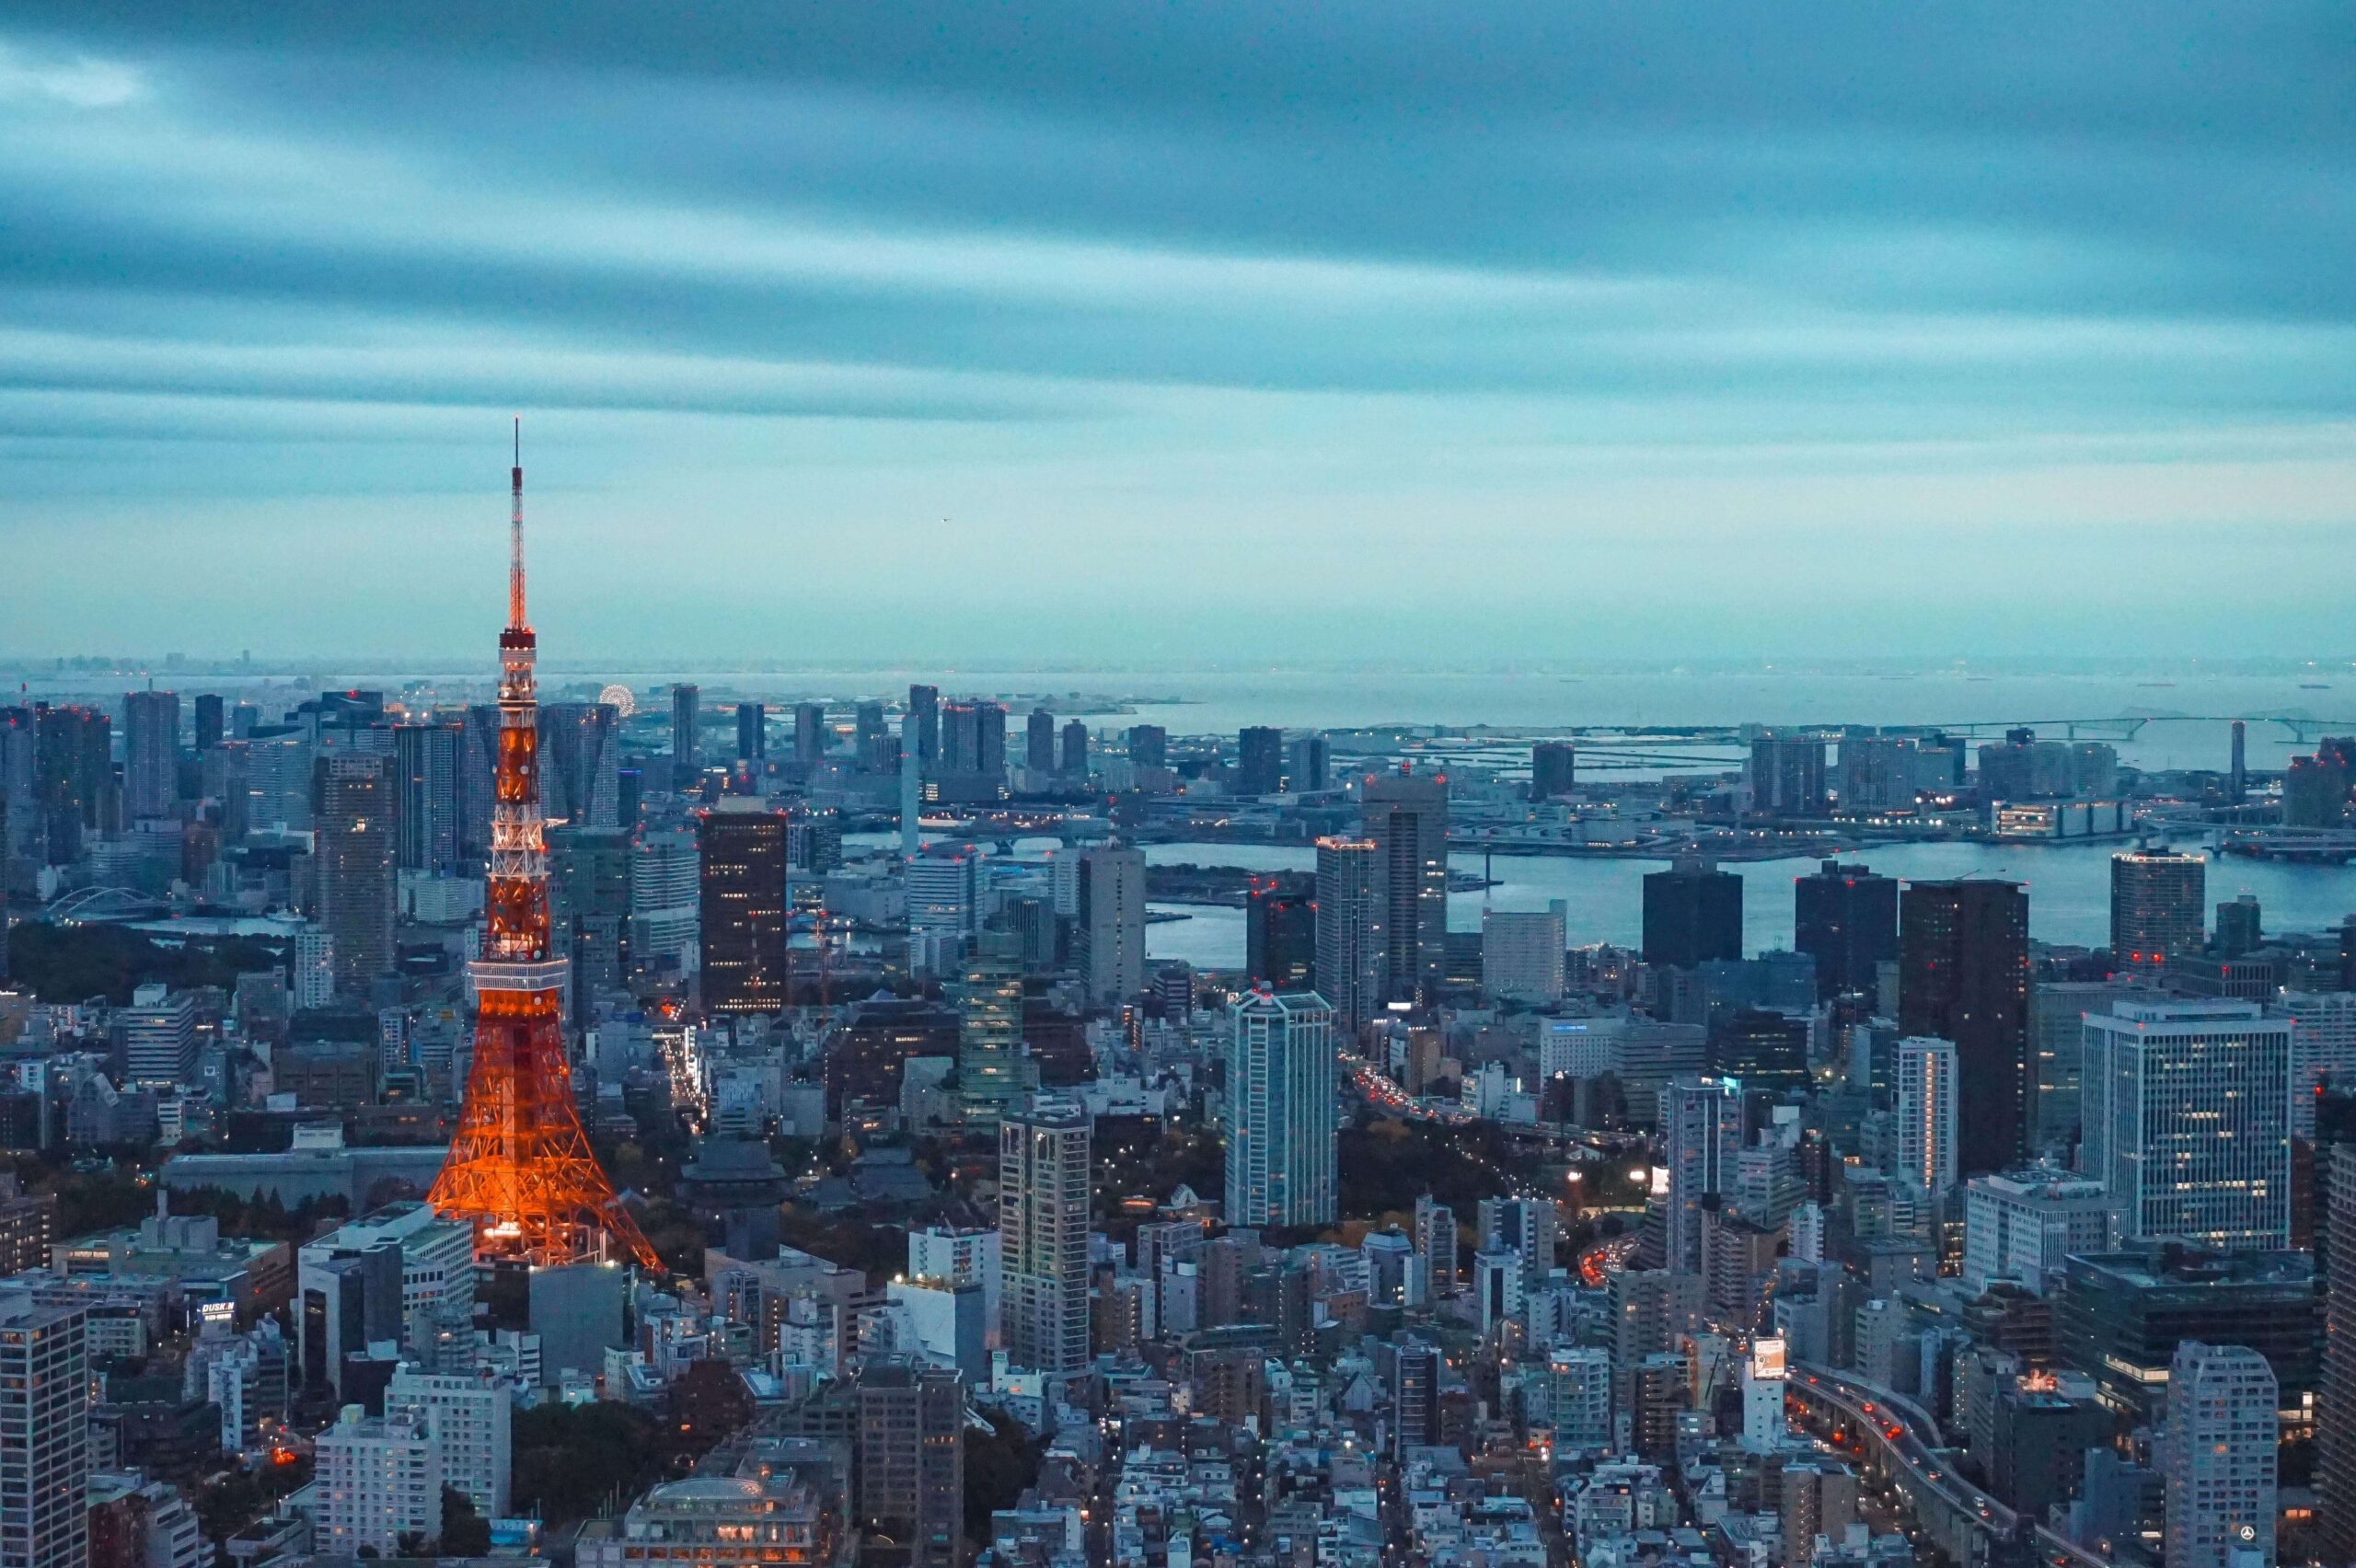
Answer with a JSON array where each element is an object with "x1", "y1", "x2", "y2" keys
[{"x1": 428, "y1": 421, "x2": 658, "y2": 1270}]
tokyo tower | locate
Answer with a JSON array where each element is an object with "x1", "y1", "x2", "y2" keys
[{"x1": 428, "y1": 421, "x2": 658, "y2": 1270}]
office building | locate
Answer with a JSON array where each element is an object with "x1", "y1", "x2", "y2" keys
[
  {"x1": 192, "y1": 694, "x2": 224, "y2": 754},
  {"x1": 629, "y1": 827, "x2": 700, "y2": 978},
  {"x1": 1245, "y1": 881, "x2": 1315, "y2": 990},
  {"x1": 386, "y1": 1366, "x2": 511, "y2": 1517},
  {"x1": 1313, "y1": 836, "x2": 1380, "y2": 1031},
  {"x1": 2082, "y1": 998, "x2": 2291, "y2": 1250},
  {"x1": 1482, "y1": 904, "x2": 1566, "y2": 1004},
  {"x1": 1224, "y1": 991, "x2": 1337, "y2": 1228},
  {"x1": 0, "y1": 1292, "x2": 87, "y2": 1568},
  {"x1": 1749, "y1": 732, "x2": 1827, "y2": 815},
  {"x1": 1531, "y1": 741, "x2": 1576, "y2": 801},
  {"x1": 1663, "y1": 1077, "x2": 1743, "y2": 1274},
  {"x1": 1793, "y1": 859, "x2": 1898, "y2": 1000},
  {"x1": 907, "y1": 684, "x2": 940, "y2": 766},
  {"x1": 1126, "y1": 724, "x2": 1167, "y2": 769},
  {"x1": 548, "y1": 826, "x2": 631, "y2": 995},
  {"x1": 698, "y1": 801, "x2": 790, "y2": 1014},
  {"x1": 1287, "y1": 733, "x2": 1330, "y2": 793},
  {"x1": 734, "y1": 702, "x2": 765, "y2": 762},
  {"x1": 953, "y1": 934, "x2": 1025, "y2": 1130},
  {"x1": 906, "y1": 847, "x2": 978, "y2": 943},
  {"x1": 2320, "y1": 1146, "x2": 2356, "y2": 1565},
  {"x1": 316, "y1": 753, "x2": 396, "y2": 997},
  {"x1": 999, "y1": 1097, "x2": 1090, "y2": 1374},
  {"x1": 2110, "y1": 849, "x2": 2205, "y2": 967},
  {"x1": 2284, "y1": 989, "x2": 2356, "y2": 1136},
  {"x1": 576, "y1": 1470, "x2": 833, "y2": 1568},
  {"x1": 390, "y1": 723, "x2": 461, "y2": 876},
  {"x1": 1361, "y1": 769, "x2": 1449, "y2": 1006},
  {"x1": 2215, "y1": 893, "x2": 2262, "y2": 957},
  {"x1": 1479, "y1": 1195, "x2": 1559, "y2": 1300},
  {"x1": 668, "y1": 685, "x2": 700, "y2": 790},
  {"x1": 1900, "y1": 878, "x2": 2029, "y2": 1175},
  {"x1": 1075, "y1": 845, "x2": 1146, "y2": 1004},
  {"x1": 1642, "y1": 856, "x2": 1742, "y2": 968},
  {"x1": 1415, "y1": 1195, "x2": 1458, "y2": 1302},
  {"x1": 856, "y1": 1359, "x2": 964, "y2": 1568},
  {"x1": 2028, "y1": 978, "x2": 2140, "y2": 1156},
  {"x1": 1961, "y1": 1167, "x2": 2114, "y2": 1296},
  {"x1": 538, "y1": 702, "x2": 620, "y2": 830},
  {"x1": 1025, "y1": 709, "x2": 1056, "y2": 772},
  {"x1": 2162, "y1": 1343, "x2": 2276, "y2": 1568},
  {"x1": 315, "y1": 1407, "x2": 440, "y2": 1557},
  {"x1": 1893, "y1": 1036, "x2": 1958, "y2": 1197},
  {"x1": 302, "y1": 1203, "x2": 477, "y2": 1364},
  {"x1": 2053, "y1": 1247, "x2": 2316, "y2": 1423},
  {"x1": 121, "y1": 984, "x2": 198, "y2": 1088},
  {"x1": 1236, "y1": 726, "x2": 1284, "y2": 796},
  {"x1": 1052, "y1": 718, "x2": 1083, "y2": 779},
  {"x1": 122, "y1": 689, "x2": 180, "y2": 820}
]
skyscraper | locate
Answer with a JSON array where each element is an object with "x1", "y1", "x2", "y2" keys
[
  {"x1": 735, "y1": 702, "x2": 765, "y2": 761},
  {"x1": 1900, "y1": 878, "x2": 2029, "y2": 1175},
  {"x1": 1749, "y1": 733, "x2": 1827, "y2": 815},
  {"x1": 193, "y1": 693, "x2": 225, "y2": 754},
  {"x1": 1531, "y1": 741, "x2": 1576, "y2": 801},
  {"x1": 1892, "y1": 1037, "x2": 1958, "y2": 1197},
  {"x1": 1662, "y1": 1076, "x2": 1743, "y2": 1274},
  {"x1": 1126, "y1": 724, "x2": 1167, "y2": 769},
  {"x1": 999, "y1": 1097, "x2": 1090, "y2": 1374},
  {"x1": 1236, "y1": 726, "x2": 1284, "y2": 796},
  {"x1": 1287, "y1": 733, "x2": 1330, "y2": 793},
  {"x1": 1361, "y1": 768, "x2": 1449, "y2": 1007},
  {"x1": 2082, "y1": 998, "x2": 2291, "y2": 1250},
  {"x1": 698, "y1": 800, "x2": 790, "y2": 1015},
  {"x1": 1224, "y1": 990, "x2": 1337, "y2": 1227},
  {"x1": 792, "y1": 702, "x2": 826, "y2": 770},
  {"x1": 1026, "y1": 708, "x2": 1056, "y2": 772},
  {"x1": 316, "y1": 753, "x2": 395, "y2": 997},
  {"x1": 953, "y1": 932, "x2": 1025, "y2": 1130},
  {"x1": 2109, "y1": 847, "x2": 2205, "y2": 967},
  {"x1": 1641, "y1": 856, "x2": 1742, "y2": 968},
  {"x1": 855, "y1": 1359, "x2": 964, "y2": 1568},
  {"x1": 669, "y1": 685, "x2": 700, "y2": 790},
  {"x1": 1793, "y1": 859, "x2": 1898, "y2": 999},
  {"x1": 1245, "y1": 880, "x2": 1316, "y2": 990},
  {"x1": 1075, "y1": 845, "x2": 1145, "y2": 1004},
  {"x1": 1058, "y1": 718, "x2": 1087, "y2": 778},
  {"x1": 538, "y1": 702, "x2": 620, "y2": 829},
  {"x1": 391, "y1": 722, "x2": 462, "y2": 876},
  {"x1": 907, "y1": 683, "x2": 940, "y2": 767},
  {"x1": 1482, "y1": 904, "x2": 1567, "y2": 1004},
  {"x1": 1415, "y1": 1194, "x2": 1458, "y2": 1301},
  {"x1": 1313, "y1": 836, "x2": 1381, "y2": 1031},
  {"x1": 2163, "y1": 1343, "x2": 2276, "y2": 1568},
  {"x1": 2321, "y1": 1145, "x2": 2356, "y2": 1564},
  {"x1": 0, "y1": 1292, "x2": 88, "y2": 1568},
  {"x1": 121, "y1": 687, "x2": 179, "y2": 820}
]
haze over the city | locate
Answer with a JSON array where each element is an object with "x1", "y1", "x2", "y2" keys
[{"x1": 4, "y1": 3, "x2": 2352, "y2": 662}]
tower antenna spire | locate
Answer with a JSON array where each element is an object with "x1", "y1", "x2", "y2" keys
[{"x1": 509, "y1": 414, "x2": 526, "y2": 631}]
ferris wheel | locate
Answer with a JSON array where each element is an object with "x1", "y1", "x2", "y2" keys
[{"x1": 597, "y1": 683, "x2": 637, "y2": 718}]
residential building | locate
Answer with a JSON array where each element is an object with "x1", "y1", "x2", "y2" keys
[
  {"x1": 0, "y1": 1292, "x2": 87, "y2": 1568},
  {"x1": 1075, "y1": 845, "x2": 1146, "y2": 1005},
  {"x1": 1642, "y1": 856, "x2": 1742, "y2": 968},
  {"x1": 1482, "y1": 904, "x2": 1567, "y2": 1005},
  {"x1": 2111, "y1": 849, "x2": 2205, "y2": 968},
  {"x1": 316, "y1": 753, "x2": 396, "y2": 997},
  {"x1": 1794, "y1": 859, "x2": 1898, "y2": 1000},
  {"x1": 1900, "y1": 878, "x2": 2029, "y2": 1175},
  {"x1": 386, "y1": 1366, "x2": 511, "y2": 1517},
  {"x1": 1361, "y1": 769, "x2": 1449, "y2": 1006},
  {"x1": 2162, "y1": 1343, "x2": 2276, "y2": 1568},
  {"x1": 1313, "y1": 836, "x2": 1382, "y2": 1030},
  {"x1": 1224, "y1": 991, "x2": 1338, "y2": 1228},
  {"x1": 999, "y1": 1098, "x2": 1089, "y2": 1374},
  {"x1": 314, "y1": 1406, "x2": 440, "y2": 1557},
  {"x1": 1893, "y1": 1036, "x2": 1958, "y2": 1197}
]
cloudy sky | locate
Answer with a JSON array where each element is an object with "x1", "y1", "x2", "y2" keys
[{"x1": 4, "y1": 4, "x2": 2352, "y2": 664}]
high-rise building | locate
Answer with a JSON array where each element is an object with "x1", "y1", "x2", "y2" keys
[
  {"x1": 122, "y1": 688, "x2": 180, "y2": 820},
  {"x1": 1662, "y1": 1077, "x2": 1743, "y2": 1274},
  {"x1": 1482, "y1": 904, "x2": 1567, "y2": 1004},
  {"x1": 317, "y1": 753, "x2": 396, "y2": 997},
  {"x1": 953, "y1": 934, "x2": 1025, "y2": 1130},
  {"x1": 1793, "y1": 859, "x2": 1897, "y2": 1000},
  {"x1": 697, "y1": 801, "x2": 790, "y2": 1015},
  {"x1": 1531, "y1": 741, "x2": 1576, "y2": 801},
  {"x1": 1236, "y1": 726, "x2": 1284, "y2": 797},
  {"x1": 1900, "y1": 878, "x2": 2029, "y2": 1175},
  {"x1": 1892, "y1": 1037, "x2": 1958, "y2": 1197},
  {"x1": 0, "y1": 1292, "x2": 88, "y2": 1568},
  {"x1": 907, "y1": 684, "x2": 940, "y2": 767},
  {"x1": 1961, "y1": 1167, "x2": 2114, "y2": 1297},
  {"x1": 1286, "y1": 733, "x2": 1330, "y2": 793},
  {"x1": 1058, "y1": 719, "x2": 1087, "y2": 779},
  {"x1": 1245, "y1": 881, "x2": 1315, "y2": 991},
  {"x1": 855, "y1": 1359, "x2": 964, "y2": 1568},
  {"x1": 386, "y1": 1366, "x2": 511, "y2": 1518},
  {"x1": 1126, "y1": 724, "x2": 1167, "y2": 769},
  {"x1": 1025, "y1": 709, "x2": 1056, "y2": 773},
  {"x1": 2082, "y1": 998, "x2": 2291, "y2": 1250},
  {"x1": 549, "y1": 827, "x2": 631, "y2": 997},
  {"x1": 1642, "y1": 856, "x2": 1742, "y2": 969},
  {"x1": 2286, "y1": 989, "x2": 2356, "y2": 1138},
  {"x1": 390, "y1": 722, "x2": 462, "y2": 877},
  {"x1": 1393, "y1": 1340, "x2": 1442, "y2": 1456},
  {"x1": 2028, "y1": 979, "x2": 2140, "y2": 1156},
  {"x1": 2321, "y1": 1145, "x2": 2356, "y2": 1564},
  {"x1": 854, "y1": 701, "x2": 887, "y2": 762},
  {"x1": 1313, "y1": 836, "x2": 1381, "y2": 1030},
  {"x1": 122, "y1": 984, "x2": 198, "y2": 1088},
  {"x1": 735, "y1": 702, "x2": 766, "y2": 762},
  {"x1": 1749, "y1": 733, "x2": 1827, "y2": 815},
  {"x1": 999, "y1": 1097, "x2": 1090, "y2": 1374},
  {"x1": 1478, "y1": 1195, "x2": 1559, "y2": 1299},
  {"x1": 314, "y1": 1407, "x2": 441, "y2": 1557},
  {"x1": 670, "y1": 685, "x2": 700, "y2": 790},
  {"x1": 1415, "y1": 1194, "x2": 1458, "y2": 1301},
  {"x1": 1361, "y1": 769, "x2": 1448, "y2": 1006},
  {"x1": 192, "y1": 694, "x2": 225, "y2": 755},
  {"x1": 1075, "y1": 845, "x2": 1145, "y2": 1004},
  {"x1": 792, "y1": 703, "x2": 826, "y2": 770},
  {"x1": 538, "y1": 703, "x2": 620, "y2": 830},
  {"x1": 629, "y1": 828, "x2": 700, "y2": 979},
  {"x1": 2215, "y1": 894, "x2": 2262, "y2": 958},
  {"x1": 1224, "y1": 991, "x2": 1337, "y2": 1228},
  {"x1": 2110, "y1": 848, "x2": 2205, "y2": 967},
  {"x1": 2162, "y1": 1343, "x2": 2276, "y2": 1568},
  {"x1": 906, "y1": 847, "x2": 978, "y2": 941}
]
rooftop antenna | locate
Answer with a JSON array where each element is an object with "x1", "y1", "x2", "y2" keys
[{"x1": 509, "y1": 415, "x2": 526, "y2": 631}]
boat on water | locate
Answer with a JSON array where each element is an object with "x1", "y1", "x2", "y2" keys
[{"x1": 2303, "y1": 682, "x2": 2332, "y2": 690}]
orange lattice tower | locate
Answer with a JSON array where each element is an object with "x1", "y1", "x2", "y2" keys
[{"x1": 428, "y1": 421, "x2": 658, "y2": 1270}]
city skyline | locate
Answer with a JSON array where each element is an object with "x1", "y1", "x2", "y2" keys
[{"x1": 4, "y1": 5, "x2": 2353, "y2": 661}]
